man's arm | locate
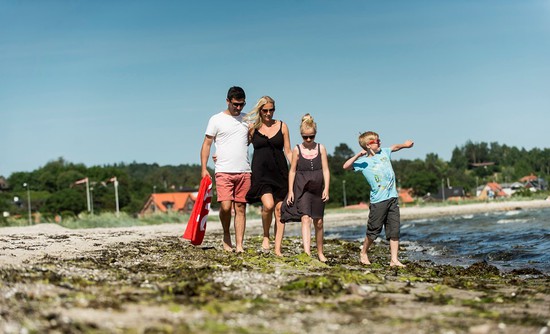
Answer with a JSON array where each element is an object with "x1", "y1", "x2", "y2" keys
[{"x1": 200, "y1": 135, "x2": 214, "y2": 178}]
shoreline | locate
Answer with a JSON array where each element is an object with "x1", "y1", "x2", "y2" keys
[{"x1": 1, "y1": 199, "x2": 549, "y2": 268}]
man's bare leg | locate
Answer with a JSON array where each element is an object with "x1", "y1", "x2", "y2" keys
[
  {"x1": 219, "y1": 200, "x2": 234, "y2": 251},
  {"x1": 234, "y1": 202, "x2": 247, "y2": 253}
]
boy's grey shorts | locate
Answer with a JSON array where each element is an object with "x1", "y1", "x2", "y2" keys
[{"x1": 366, "y1": 197, "x2": 400, "y2": 241}]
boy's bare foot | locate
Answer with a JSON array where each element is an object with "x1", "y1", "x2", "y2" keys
[
  {"x1": 390, "y1": 260, "x2": 406, "y2": 267},
  {"x1": 262, "y1": 237, "x2": 270, "y2": 250},
  {"x1": 318, "y1": 254, "x2": 327, "y2": 263},
  {"x1": 360, "y1": 253, "x2": 371, "y2": 265}
]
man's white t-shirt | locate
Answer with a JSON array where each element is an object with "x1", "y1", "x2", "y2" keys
[{"x1": 205, "y1": 111, "x2": 251, "y2": 173}]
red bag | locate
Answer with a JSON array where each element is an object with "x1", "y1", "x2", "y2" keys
[{"x1": 182, "y1": 176, "x2": 213, "y2": 245}]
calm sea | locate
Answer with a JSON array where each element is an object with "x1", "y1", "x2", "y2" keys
[{"x1": 320, "y1": 207, "x2": 550, "y2": 273}]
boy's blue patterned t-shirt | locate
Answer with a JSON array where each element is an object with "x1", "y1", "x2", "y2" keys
[{"x1": 352, "y1": 147, "x2": 398, "y2": 204}]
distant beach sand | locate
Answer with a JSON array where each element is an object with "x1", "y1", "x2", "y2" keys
[{"x1": 1, "y1": 199, "x2": 549, "y2": 267}]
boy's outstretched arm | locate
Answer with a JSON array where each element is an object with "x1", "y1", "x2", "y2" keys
[
  {"x1": 343, "y1": 150, "x2": 367, "y2": 170},
  {"x1": 390, "y1": 140, "x2": 414, "y2": 152}
]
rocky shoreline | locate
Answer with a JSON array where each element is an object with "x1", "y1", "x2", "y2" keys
[{"x1": 1, "y1": 199, "x2": 549, "y2": 333}]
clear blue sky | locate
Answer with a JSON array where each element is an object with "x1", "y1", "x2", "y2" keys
[{"x1": 2, "y1": 1, "x2": 549, "y2": 177}]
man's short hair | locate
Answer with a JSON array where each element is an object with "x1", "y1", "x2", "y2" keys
[{"x1": 227, "y1": 86, "x2": 246, "y2": 101}]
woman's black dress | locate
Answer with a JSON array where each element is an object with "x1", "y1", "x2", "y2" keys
[{"x1": 245, "y1": 122, "x2": 289, "y2": 204}]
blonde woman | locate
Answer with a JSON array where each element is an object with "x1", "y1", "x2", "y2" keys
[
  {"x1": 245, "y1": 96, "x2": 292, "y2": 251},
  {"x1": 278, "y1": 114, "x2": 330, "y2": 261}
]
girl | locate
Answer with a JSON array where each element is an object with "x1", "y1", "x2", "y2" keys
[{"x1": 277, "y1": 114, "x2": 330, "y2": 261}]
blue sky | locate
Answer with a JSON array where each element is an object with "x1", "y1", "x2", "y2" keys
[{"x1": 2, "y1": 1, "x2": 549, "y2": 177}]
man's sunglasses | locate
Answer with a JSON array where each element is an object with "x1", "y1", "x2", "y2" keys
[{"x1": 231, "y1": 102, "x2": 246, "y2": 108}]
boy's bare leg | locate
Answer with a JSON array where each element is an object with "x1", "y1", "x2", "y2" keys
[
  {"x1": 389, "y1": 239, "x2": 405, "y2": 267},
  {"x1": 314, "y1": 218, "x2": 327, "y2": 262},
  {"x1": 260, "y1": 194, "x2": 275, "y2": 250},
  {"x1": 301, "y1": 215, "x2": 312, "y2": 256},
  {"x1": 274, "y1": 202, "x2": 284, "y2": 257},
  {"x1": 360, "y1": 236, "x2": 374, "y2": 265},
  {"x1": 219, "y1": 200, "x2": 234, "y2": 252},
  {"x1": 234, "y1": 202, "x2": 247, "y2": 253}
]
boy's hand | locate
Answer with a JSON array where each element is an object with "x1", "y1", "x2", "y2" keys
[{"x1": 404, "y1": 140, "x2": 414, "y2": 148}]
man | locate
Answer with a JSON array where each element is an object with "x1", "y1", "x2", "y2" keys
[{"x1": 200, "y1": 86, "x2": 251, "y2": 252}]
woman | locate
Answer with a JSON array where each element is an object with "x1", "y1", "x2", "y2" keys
[{"x1": 245, "y1": 96, "x2": 292, "y2": 251}]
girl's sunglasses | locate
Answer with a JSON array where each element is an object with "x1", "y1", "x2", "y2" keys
[{"x1": 302, "y1": 135, "x2": 316, "y2": 140}]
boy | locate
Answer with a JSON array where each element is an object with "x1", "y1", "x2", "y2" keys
[{"x1": 343, "y1": 131, "x2": 413, "y2": 267}]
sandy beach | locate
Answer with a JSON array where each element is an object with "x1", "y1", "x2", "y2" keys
[
  {"x1": 2, "y1": 199, "x2": 549, "y2": 267},
  {"x1": 1, "y1": 199, "x2": 549, "y2": 333}
]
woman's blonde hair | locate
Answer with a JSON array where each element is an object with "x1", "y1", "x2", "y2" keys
[
  {"x1": 300, "y1": 113, "x2": 317, "y2": 134},
  {"x1": 246, "y1": 96, "x2": 275, "y2": 129},
  {"x1": 358, "y1": 131, "x2": 379, "y2": 150}
]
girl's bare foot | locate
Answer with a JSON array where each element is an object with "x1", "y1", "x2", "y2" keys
[
  {"x1": 318, "y1": 254, "x2": 327, "y2": 263},
  {"x1": 360, "y1": 253, "x2": 371, "y2": 265},
  {"x1": 262, "y1": 237, "x2": 270, "y2": 250},
  {"x1": 390, "y1": 260, "x2": 406, "y2": 267}
]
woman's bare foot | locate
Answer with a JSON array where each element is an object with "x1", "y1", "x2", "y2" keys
[
  {"x1": 360, "y1": 253, "x2": 371, "y2": 265},
  {"x1": 235, "y1": 246, "x2": 245, "y2": 253},
  {"x1": 275, "y1": 251, "x2": 283, "y2": 257},
  {"x1": 318, "y1": 253, "x2": 327, "y2": 263},
  {"x1": 262, "y1": 237, "x2": 270, "y2": 250},
  {"x1": 390, "y1": 260, "x2": 406, "y2": 267}
]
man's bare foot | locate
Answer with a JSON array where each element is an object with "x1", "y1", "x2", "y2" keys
[
  {"x1": 360, "y1": 253, "x2": 371, "y2": 265},
  {"x1": 262, "y1": 237, "x2": 270, "y2": 250},
  {"x1": 318, "y1": 254, "x2": 327, "y2": 263},
  {"x1": 390, "y1": 260, "x2": 406, "y2": 267}
]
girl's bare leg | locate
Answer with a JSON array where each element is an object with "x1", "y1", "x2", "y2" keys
[
  {"x1": 313, "y1": 218, "x2": 327, "y2": 262},
  {"x1": 301, "y1": 215, "x2": 312, "y2": 256}
]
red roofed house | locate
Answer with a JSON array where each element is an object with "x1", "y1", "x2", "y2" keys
[
  {"x1": 399, "y1": 188, "x2": 415, "y2": 204},
  {"x1": 519, "y1": 173, "x2": 538, "y2": 183},
  {"x1": 140, "y1": 192, "x2": 197, "y2": 216},
  {"x1": 478, "y1": 182, "x2": 508, "y2": 199}
]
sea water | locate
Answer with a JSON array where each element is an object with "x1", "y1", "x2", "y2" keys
[{"x1": 321, "y1": 207, "x2": 550, "y2": 273}]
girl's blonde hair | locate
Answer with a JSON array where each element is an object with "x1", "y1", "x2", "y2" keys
[
  {"x1": 246, "y1": 96, "x2": 275, "y2": 129},
  {"x1": 358, "y1": 131, "x2": 379, "y2": 150},
  {"x1": 300, "y1": 113, "x2": 317, "y2": 134}
]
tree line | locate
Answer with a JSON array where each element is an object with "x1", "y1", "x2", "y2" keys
[{"x1": 1, "y1": 140, "x2": 548, "y2": 220}]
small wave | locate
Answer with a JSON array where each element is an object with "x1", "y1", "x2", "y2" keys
[
  {"x1": 497, "y1": 218, "x2": 530, "y2": 225},
  {"x1": 505, "y1": 210, "x2": 521, "y2": 216}
]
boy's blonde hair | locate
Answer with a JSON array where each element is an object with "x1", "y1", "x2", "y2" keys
[
  {"x1": 300, "y1": 113, "x2": 317, "y2": 134},
  {"x1": 358, "y1": 131, "x2": 379, "y2": 150}
]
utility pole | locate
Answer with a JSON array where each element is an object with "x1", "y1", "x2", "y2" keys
[
  {"x1": 23, "y1": 183, "x2": 32, "y2": 224},
  {"x1": 342, "y1": 180, "x2": 347, "y2": 207}
]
